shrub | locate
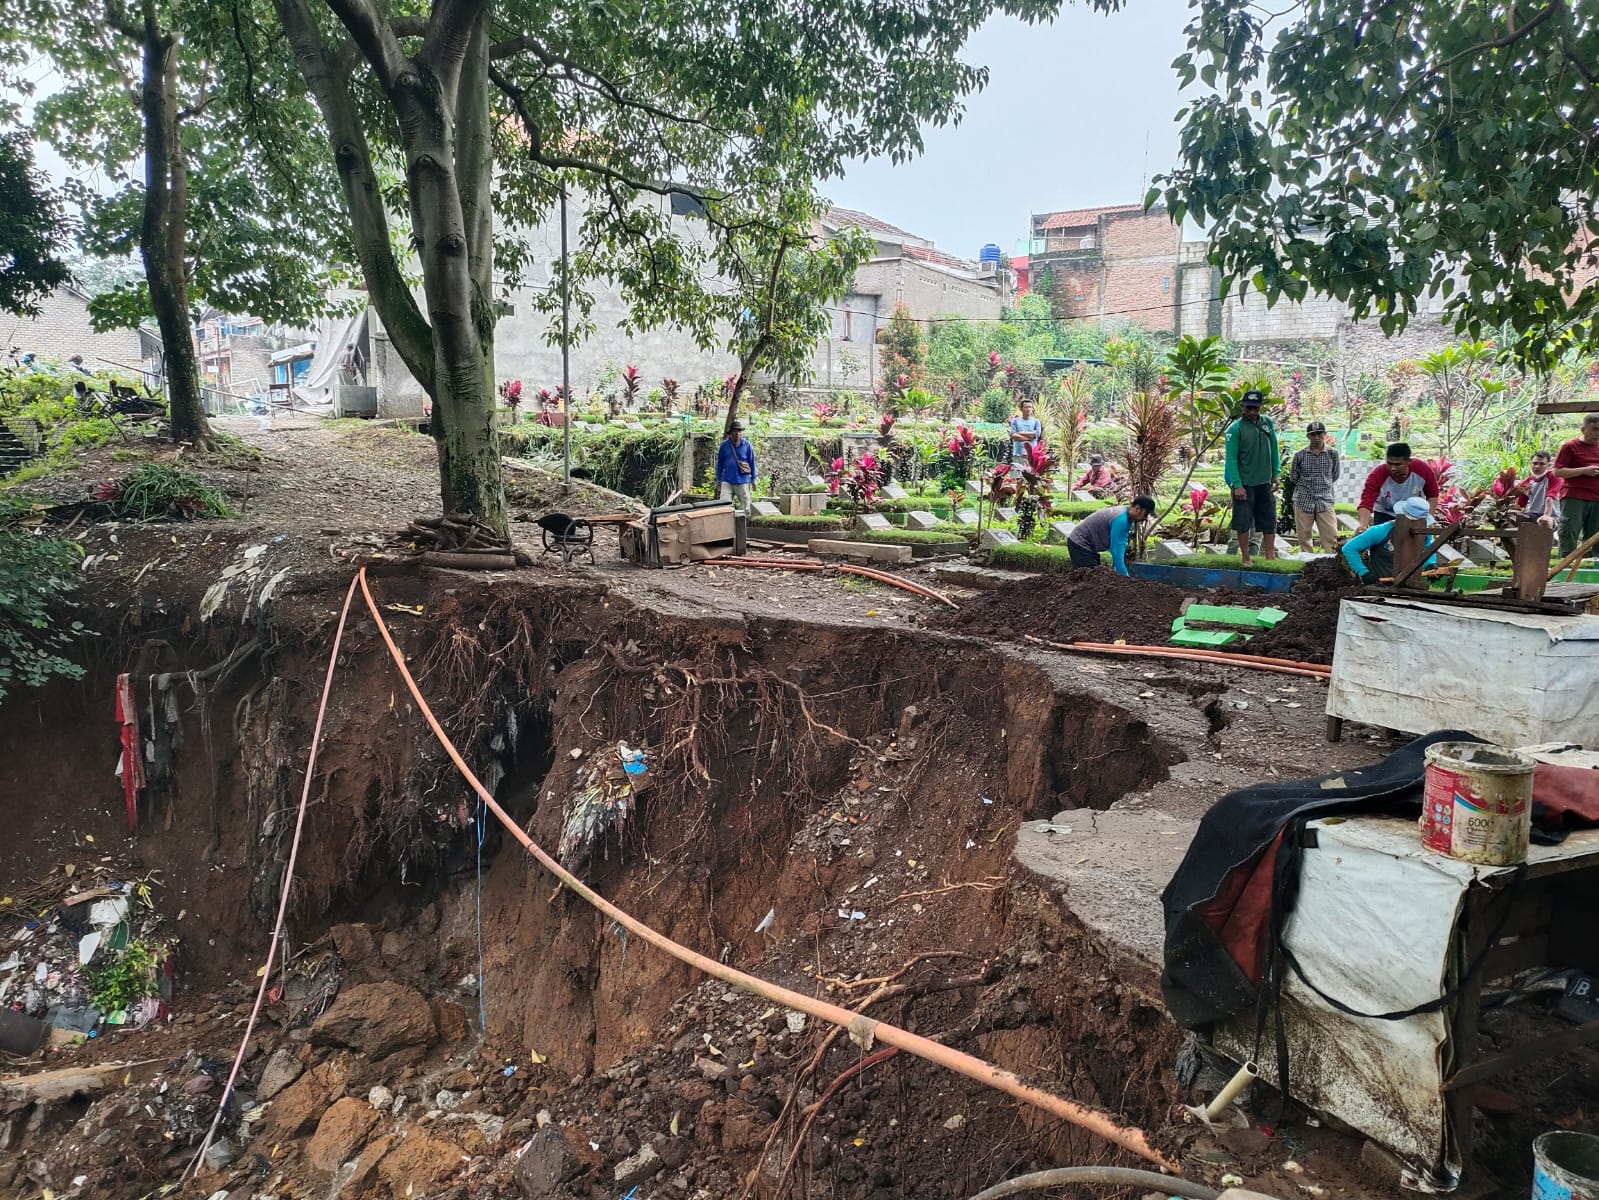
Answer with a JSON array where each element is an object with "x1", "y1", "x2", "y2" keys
[
  {"x1": 978, "y1": 387, "x2": 1012, "y2": 425},
  {"x1": 0, "y1": 496, "x2": 85, "y2": 705},
  {"x1": 98, "y1": 464, "x2": 233, "y2": 521}
]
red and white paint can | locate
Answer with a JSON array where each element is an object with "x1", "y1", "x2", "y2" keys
[{"x1": 1420, "y1": 742, "x2": 1534, "y2": 866}]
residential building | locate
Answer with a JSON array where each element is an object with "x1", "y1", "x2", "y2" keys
[
  {"x1": 811, "y1": 207, "x2": 1013, "y2": 392},
  {"x1": 3, "y1": 285, "x2": 143, "y2": 371}
]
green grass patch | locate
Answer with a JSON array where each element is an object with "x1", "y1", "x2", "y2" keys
[
  {"x1": 105, "y1": 464, "x2": 233, "y2": 521},
  {"x1": 849, "y1": 528, "x2": 968, "y2": 547},
  {"x1": 988, "y1": 543, "x2": 1096, "y2": 573},
  {"x1": 748, "y1": 514, "x2": 848, "y2": 532},
  {"x1": 1175, "y1": 552, "x2": 1307, "y2": 574}
]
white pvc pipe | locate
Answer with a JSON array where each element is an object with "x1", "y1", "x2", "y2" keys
[{"x1": 1204, "y1": 1060, "x2": 1259, "y2": 1121}]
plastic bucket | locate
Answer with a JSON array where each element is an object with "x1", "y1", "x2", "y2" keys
[
  {"x1": 1420, "y1": 742, "x2": 1534, "y2": 866},
  {"x1": 1533, "y1": 1131, "x2": 1599, "y2": 1200}
]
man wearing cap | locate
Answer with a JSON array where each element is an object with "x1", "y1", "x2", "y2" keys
[
  {"x1": 1343, "y1": 496, "x2": 1433, "y2": 580},
  {"x1": 1223, "y1": 389, "x2": 1281, "y2": 566},
  {"x1": 1289, "y1": 420, "x2": 1341, "y2": 554},
  {"x1": 1073, "y1": 454, "x2": 1115, "y2": 493},
  {"x1": 1356, "y1": 442, "x2": 1440, "y2": 580},
  {"x1": 1066, "y1": 495, "x2": 1157, "y2": 575},
  {"x1": 717, "y1": 421, "x2": 757, "y2": 515}
]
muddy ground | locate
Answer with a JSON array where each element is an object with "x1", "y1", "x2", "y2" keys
[{"x1": 0, "y1": 418, "x2": 1587, "y2": 1200}]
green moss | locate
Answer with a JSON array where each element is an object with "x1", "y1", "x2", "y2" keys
[
  {"x1": 748, "y1": 514, "x2": 848, "y2": 531},
  {"x1": 1176, "y1": 552, "x2": 1307, "y2": 574},
  {"x1": 849, "y1": 528, "x2": 968, "y2": 547},
  {"x1": 988, "y1": 543, "x2": 1097, "y2": 573}
]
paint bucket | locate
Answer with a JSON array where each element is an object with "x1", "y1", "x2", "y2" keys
[
  {"x1": 1533, "y1": 1131, "x2": 1599, "y2": 1200},
  {"x1": 1420, "y1": 742, "x2": 1534, "y2": 866}
]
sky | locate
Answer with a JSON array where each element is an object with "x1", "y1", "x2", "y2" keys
[{"x1": 825, "y1": 0, "x2": 1193, "y2": 260}]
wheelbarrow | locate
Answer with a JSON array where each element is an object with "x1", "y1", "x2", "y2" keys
[{"x1": 536, "y1": 512, "x2": 596, "y2": 567}]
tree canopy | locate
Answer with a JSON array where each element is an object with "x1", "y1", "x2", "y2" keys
[
  {"x1": 1154, "y1": 0, "x2": 1599, "y2": 366},
  {"x1": 0, "y1": 130, "x2": 71, "y2": 317}
]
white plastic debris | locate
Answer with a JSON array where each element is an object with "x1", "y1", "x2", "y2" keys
[
  {"x1": 837, "y1": 909, "x2": 866, "y2": 922},
  {"x1": 754, "y1": 908, "x2": 775, "y2": 934},
  {"x1": 786, "y1": 1012, "x2": 806, "y2": 1034}
]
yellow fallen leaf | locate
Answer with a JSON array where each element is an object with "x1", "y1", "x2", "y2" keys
[
  {"x1": 0, "y1": 897, "x2": 10, "y2": 906},
  {"x1": 670, "y1": 1111, "x2": 680, "y2": 1136},
  {"x1": 84, "y1": 835, "x2": 94, "y2": 844},
  {"x1": 739, "y1": 1059, "x2": 755, "y2": 1069},
  {"x1": 852, "y1": 1137, "x2": 865, "y2": 1147},
  {"x1": 864, "y1": 610, "x2": 880, "y2": 616},
  {"x1": 529, "y1": 1050, "x2": 547, "y2": 1065},
  {"x1": 705, "y1": 1042, "x2": 722, "y2": 1057},
  {"x1": 43, "y1": 1189, "x2": 54, "y2": 1200},
  {"x1": 256, "y1": 965, "x2": 267, "y2": 977},
  {"x1": 124, "y1": 1072, "x2": 130, "y2": 1085},
  {"x1": 63, "y1": 864, "x2": 75, "y2": 877}
]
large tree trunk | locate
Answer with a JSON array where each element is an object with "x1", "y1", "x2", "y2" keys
[
  {"x1": 420, "y1": 8, "x2": 504, "y2": 532},
  {"x1": 136, "y1": 1, "x2": 210, "y2": 446}
]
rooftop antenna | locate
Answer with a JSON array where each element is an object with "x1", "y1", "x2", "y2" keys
[{"x1": 1138, "y1": 130, "x2": 1151, "y2": 201}]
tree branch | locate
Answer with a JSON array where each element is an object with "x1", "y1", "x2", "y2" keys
[
  {"x1": 421, "y1": 0, "x2": 487, "y2": 86},
  {"x1": 320, "y1": 0, "x2": 411, "y2": 93},
  {"x1": 271, "y1": 0, "x2": 434, "y2": 392},
  {"x1": 490, "y1": 33, "x2": 715, "y2": 129}
]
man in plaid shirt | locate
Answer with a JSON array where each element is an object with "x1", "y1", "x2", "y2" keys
[{"x1": 1289, "y1": 420, "x2": 1341, "y2": 553}]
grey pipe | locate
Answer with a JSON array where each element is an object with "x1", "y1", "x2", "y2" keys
[{"x1": 967, "y1": 1166, "x2": 1222, "y2": 1200}]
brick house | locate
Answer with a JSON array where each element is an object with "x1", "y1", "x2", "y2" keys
[
  {"x1": 4, "y1": 285, "x2": 143, "y2": 371},
  {"x1": 1029, "y1": 204, "x2": 1181, "y2": 332}
]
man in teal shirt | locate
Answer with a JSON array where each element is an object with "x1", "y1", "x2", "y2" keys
[
  {"x1": 1224, "y1": 389, "x2": 1281, "y2": 566},
  {"x1": 1065, "y1": 495, "x2": 1156, "y2": 575}
]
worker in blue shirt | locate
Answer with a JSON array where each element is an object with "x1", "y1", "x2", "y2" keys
[
  {"x1": 1343, "y1": 495, "x2": 1433, "y2": 580},
  {"x1": 717, "y1": 420, "x2": 756, "y2": 514},
  {"x1": 1065, "y1": 496, "x2": 1156, "y2": 575}
]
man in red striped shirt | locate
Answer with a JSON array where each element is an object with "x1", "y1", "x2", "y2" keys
[{"x1": 1355, "y1": 443, "x2": 1440, "y2": 580}]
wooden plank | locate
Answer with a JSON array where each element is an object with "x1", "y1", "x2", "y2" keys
[
  {"x1": 1513, "y1": 520, "x2": 1554, "y2": 601},
  {"x1": 1535, "y1": 401, "x2": 1599, "y2": 414},
  {"x1": 1443, "y1": 1018, "x2": 1599, "y2": 1092}
]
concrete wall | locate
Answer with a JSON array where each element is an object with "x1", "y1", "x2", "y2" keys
[
  {"x1": 1223, "y1": 286, "x2": 1344, "y2": 343},
  {"x1": 1100, "y1": 212, "x2": 1180, "y2": 333},
  {"x1": 1337, "y1": 311, "x2": 1456, "y2": 389},
  {"x1": 6, "y1": 287, "x2": 142, "y2": 371}
]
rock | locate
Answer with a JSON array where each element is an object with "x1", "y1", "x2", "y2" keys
[
  {"x1": 1220, "y1": 1126, "x2": 1271, "y2": 1156},
  {"x1": 675, "y1": 1079, "x2": 715, "y2": 1106},
  {"x1": 719, "y1": 1099, "x2": 772, "y2": 1153},
  {"x1": 434, "y1": 1089, "x2": 463, "y2": 1112},
  {"x1": 941, "y1": 1114, "x2": 966, "y2": 1132},
  {"x1": 441, "y1": 1069, "x2": 476, "y2": 1091},
  {"x1": 431, "y1": 999, "x2": 470, "y2": 1044},
  {"x1": 256, "y1": 1047, "x2": 304, "y2": 1101},
  {"x1": 330, "y1": 924, "x2": 376, "y2": 963},
  {"x1": 375, "y1": 1131, "x2": 466, "y2": 1195},
  {"x1": 258, "y1": 1060, "x2": 348, "y2": 1142},
  {"x1": 694, "y1": 1056, "x2": 729, "y2": 1083},
  {"x1": 903, "y1": 511, "x2": 939, "y2": 531},
  {"x1": 311, "y1": 983, "x2": 438, "y2": 1060},
  {"x1": 307, "y1": 1097, "x2": 382, "y2": 1173},
  {"x1": 340, "y1": 1134, "x2": 396, "y2": 1199},
  {"x1": 379, "y1": 931, "x2": 411, "y2": 965},
  {"x1": 202, "y1": 1139, "x2": 235, "y2": 1171},
  {"x1": 367, "y1": 1085, "x2": 394, "y2": 1111},
  {"x1": 613, "y1": 1144, "x2": 663, "y2": 1188},
  {"x1": 513, "y1": 1127, "x2": 581, "y2": 1197},
  {"x1": 608, "y1": 1132, "x2": 635, "y2": 1158}
]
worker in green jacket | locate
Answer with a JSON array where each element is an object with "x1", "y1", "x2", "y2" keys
[{"x1": 1223, "y1": 389, "x2": 1281, "y2": 567}]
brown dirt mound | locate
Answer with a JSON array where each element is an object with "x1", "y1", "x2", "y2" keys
[
  {"x1": 1248, "y1": 556, "x2": 1364, "y2": 665},
  {"x1": 932, "y1": 570, "x2": 1191, "y2": 646}
]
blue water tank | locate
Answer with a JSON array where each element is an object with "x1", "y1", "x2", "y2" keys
[{"x1": 978, "y1": 243, "x2": 1003, "y2": 264}]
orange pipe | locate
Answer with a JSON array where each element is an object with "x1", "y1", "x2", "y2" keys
[
  {"x1": 1072, "y1": 640, "x2": 1330, "y2": 674},
  {"x1": 1025, "y1": 637, "x2": 1329, "y2": 680},
  {"x1": 838, "y1": 563, "x2": 960, "y2": 608},
  {"x1": 355, "y1": 568, "x2": 1173, "y2": 1171}
]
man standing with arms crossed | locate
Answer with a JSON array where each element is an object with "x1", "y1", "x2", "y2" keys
[{"x1": 1224, "y1": 389, "x2": 1280, "y2": 567}]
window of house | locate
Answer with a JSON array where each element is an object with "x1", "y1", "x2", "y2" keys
[
  {"x1": 1161, "y1": 277, "x2": 1171, "y2": 293},
  {"x1": 496, "y1": 300, "x2": 516, "y2": 318}
]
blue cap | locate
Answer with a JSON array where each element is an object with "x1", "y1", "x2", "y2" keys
[{"x1": 1396, "y1": 496, "x2": 1430, "y2": 520}]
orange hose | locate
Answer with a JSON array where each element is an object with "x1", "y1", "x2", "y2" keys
[
  {"x1": 1071, "y1": 640, "x2": 1331, "y2": 674},
  {"x1": 838, "y1": 563, "x2": 960, "y2": 608},
  {"x1": 1024, "y1": 637, "x2": 1329, "y2": 680},
  {"x1": 355, "y1": 568, "x2": 1173, "y2": 1171}
]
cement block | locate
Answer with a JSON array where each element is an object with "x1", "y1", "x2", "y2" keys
[
  {"x1": 1435, "y1": 544, "x2": 1467, "y2": 565},
  {"x1": 1072, "y1": 490, "x2": 1097, "y2": 503},
  {"x1": 882, "y1": 483, "x2": 909, "y2": 500},
  {"x1": 979, "y1": 529, "x2": 1018, "y2": 549},
  {"x1": 995, "y1": 506, "x2": 1018, "y2": 522},
  {"x1": 807, "y1": 538, "x2": 913, "y2": 564},
  {"x1": 1146, "y1": 539, "x2": 1196, "y2": 562},
  {"x1": 1047, "y1": 520, "x2": 1077, "y2": 544},
  {"x1": 904, "y1": 511, "x2": 940, "y2": 531},
  {"x1": 1337, "y1": 512, "x2": 1361, "y2": 532},
  {"x1": 751, "y1": 500, "x2": 781, "y2": 518},
  {"x1": 966, "y1": 481, "x2": 982, "y2": 496},
  {"x1": 807, "y1": 474, "x2": 826, "y2": 488},
  {"x1": 956, "y1": 509, "x2": 979, "y2": 526},
  {"x1": 1465, "y1": 538, "x2": 1507, "y2": 564},
  {"x1": 779, "y1": 492, "x2": 828, "y2": 517},
  {"x1": 855, "y1": 512, "x2": 892, "y2": 533}
]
